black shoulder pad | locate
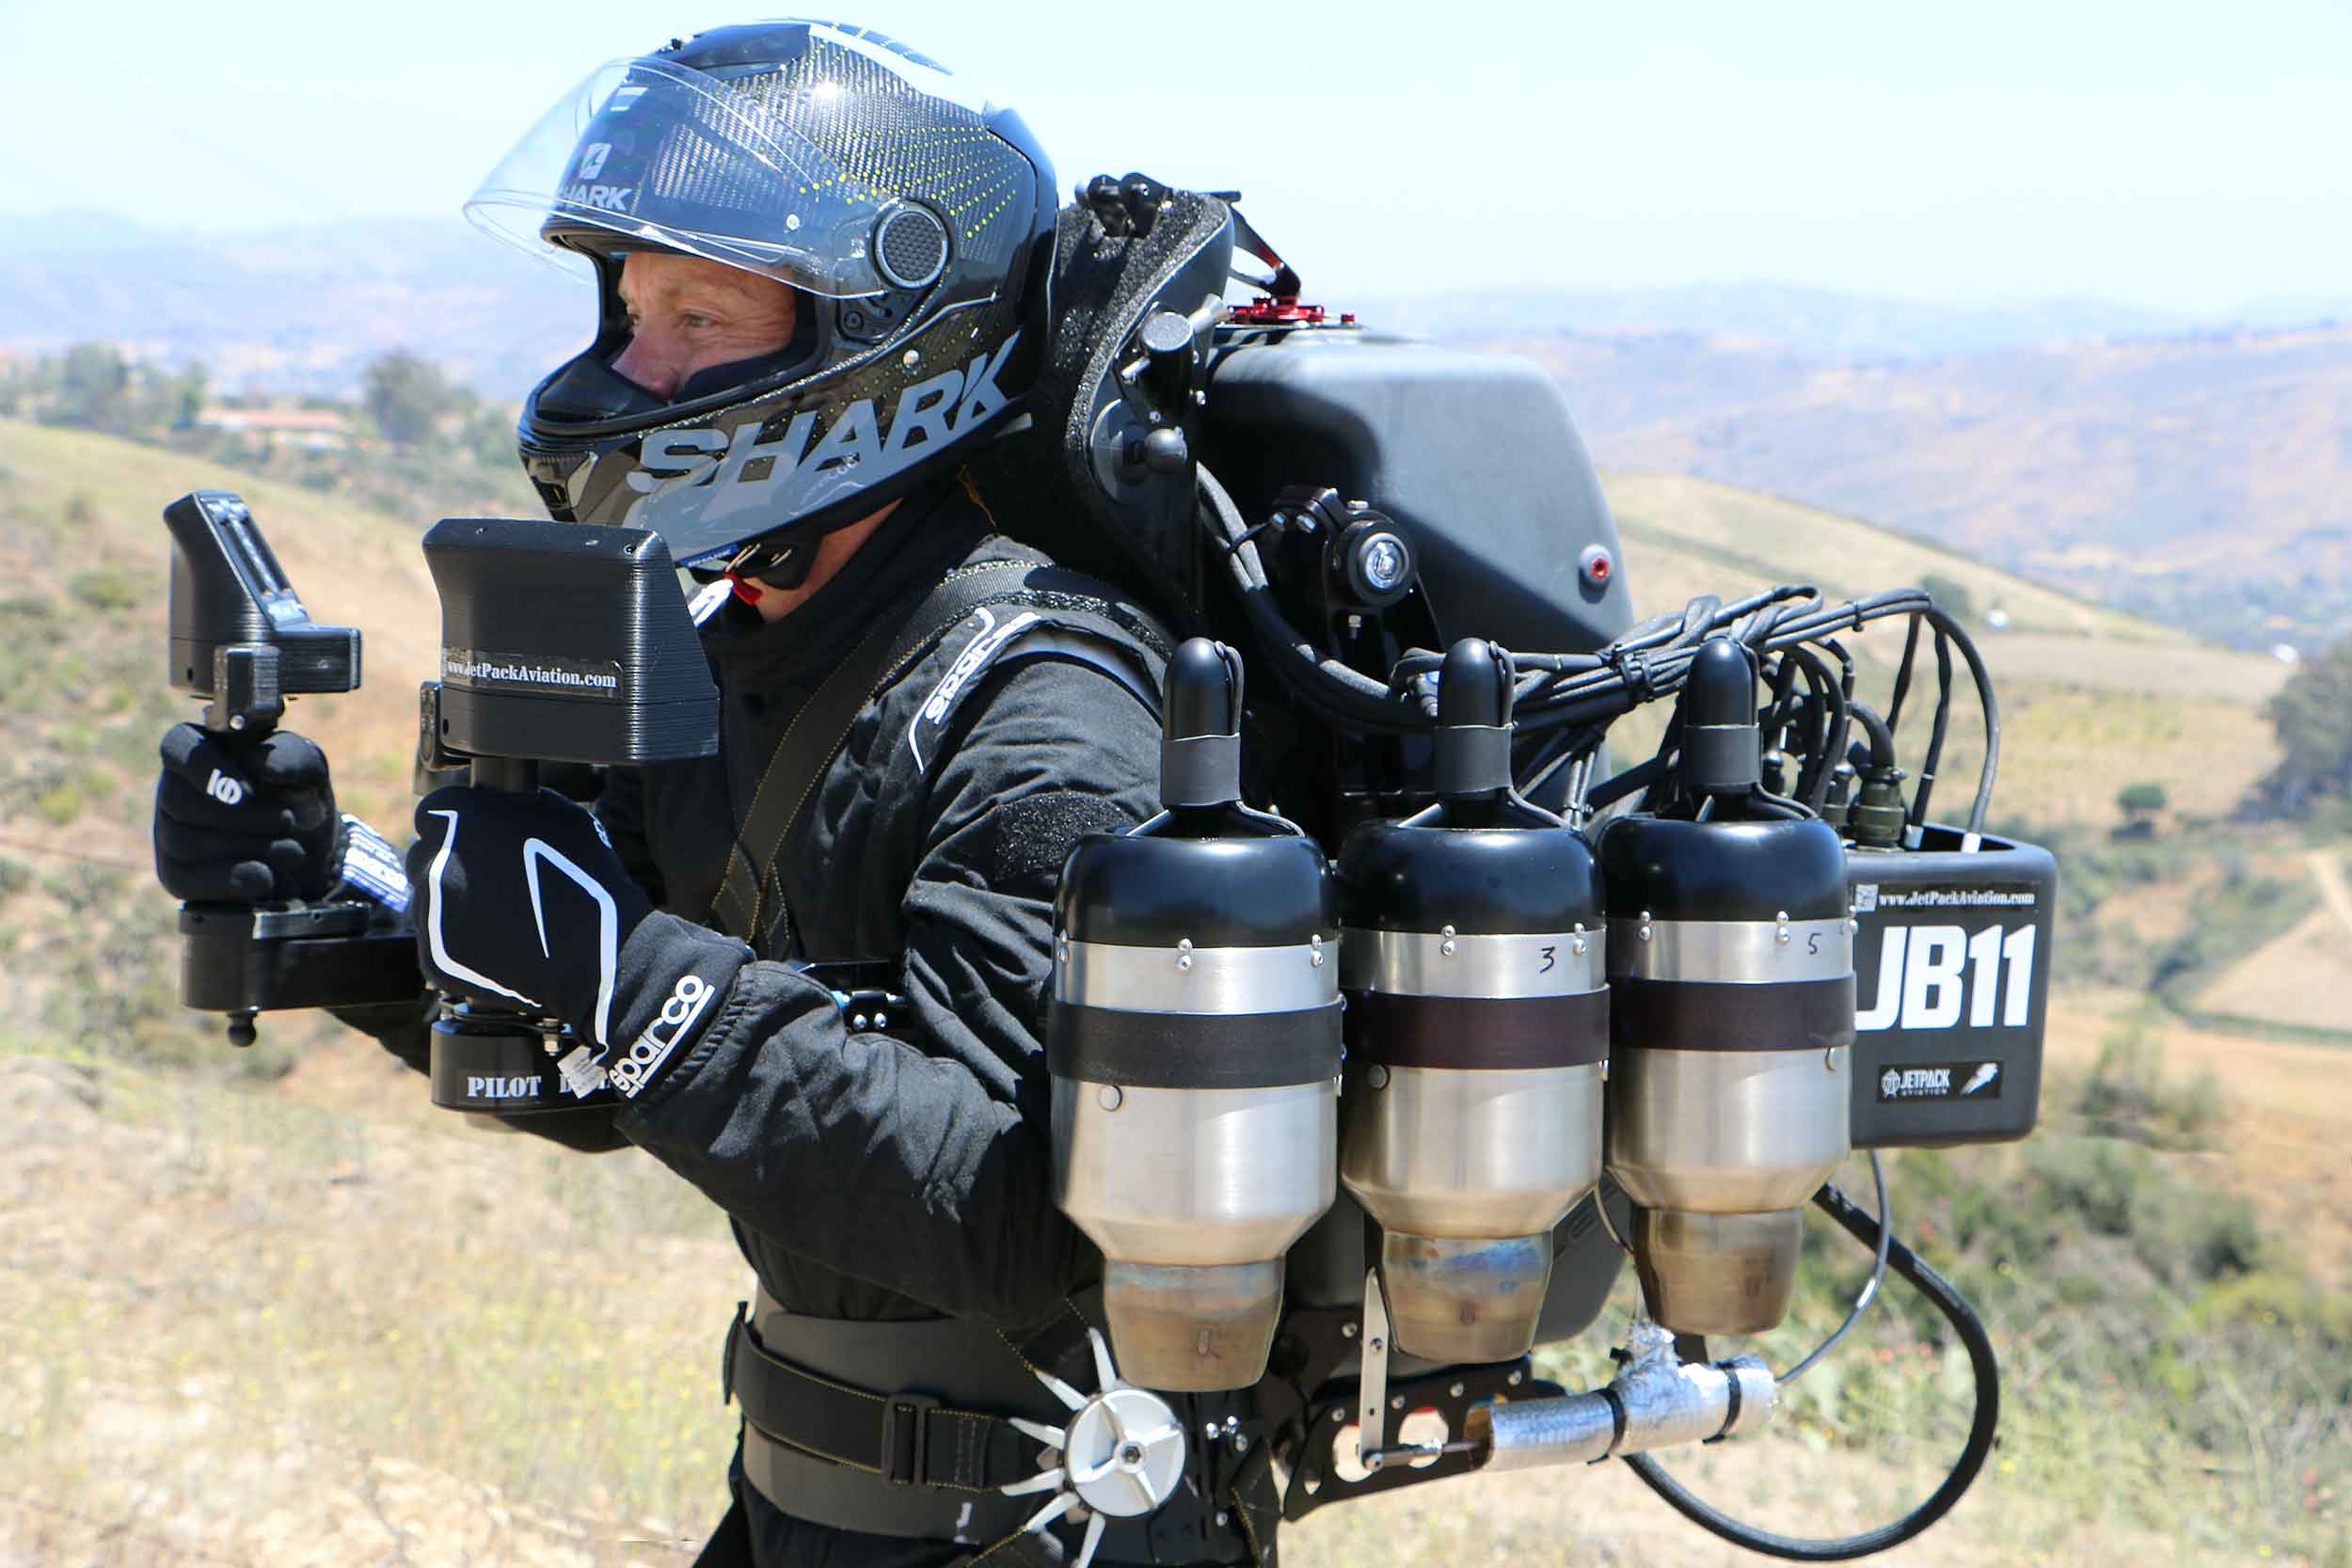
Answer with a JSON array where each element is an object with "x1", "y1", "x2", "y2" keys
[{"x1": 905, "y1": 608, "x2": 1160, "y2": 774}]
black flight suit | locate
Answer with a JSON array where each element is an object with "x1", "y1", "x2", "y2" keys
[{"x1": 341, "y1": 479, "x2": 1263, "y2": 1566}]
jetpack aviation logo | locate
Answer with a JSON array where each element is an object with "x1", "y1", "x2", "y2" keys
[{"x1": 442, "y1": 649, "x2": 624, "y2": 701}]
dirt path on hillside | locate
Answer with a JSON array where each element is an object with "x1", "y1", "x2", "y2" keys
[{"x1": 2307, "y1": 847, "x2": 2352, "y2": 940}]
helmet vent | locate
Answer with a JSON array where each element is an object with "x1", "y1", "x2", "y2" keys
[{"x1": 875, "y1": 204, "x2": 949, "y2": 290}]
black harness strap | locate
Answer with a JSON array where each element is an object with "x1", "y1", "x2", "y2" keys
[
  {"x1": 707, "y1": 560, "x2": 1169, "y2": 950},
  {"x1": 724, "y1": 1309, "x2": 1041, "y2": 1492},
  {"x1": 707, "y1": 562, "x2": 1034, "y2": 944}
]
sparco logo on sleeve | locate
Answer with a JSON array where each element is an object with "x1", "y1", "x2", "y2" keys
[{"x1": 608, "y1": 974, "x2": 718, "y2": 1099}]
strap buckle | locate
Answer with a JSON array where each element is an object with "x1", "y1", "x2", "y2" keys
[{"x1": 882, "y1": 1391, "x2": 940, "y2": 1486}]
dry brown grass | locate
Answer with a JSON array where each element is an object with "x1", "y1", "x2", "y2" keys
[
  {"x1": 2045, "y1": 992, "x2": 2352, "y2": 1291},
  {"x1": 0, "y1": 1041, "x2": 742, "y2": 1567},
  {"x1": 9, "y1": 998, "x2": 2345, "y2": 1568}
]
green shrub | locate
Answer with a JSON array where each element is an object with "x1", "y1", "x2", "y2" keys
[
  {"x1": 33, "y1": 781, "x2": 85, "y2": 826},
  {"x1": 2075, "y1": 1013, "x2": 2223, "y2": 1148},
  {"x1": 1917, "y1": 571, "x2": 1978, "y2": 624},
  {"x1": 66, "y1": 563, "x2": 143, "y2": 613}
]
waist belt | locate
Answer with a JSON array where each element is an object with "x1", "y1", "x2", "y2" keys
[{"x1": 728, "y1": 1289, "x2": 1167, "y2": 1555}]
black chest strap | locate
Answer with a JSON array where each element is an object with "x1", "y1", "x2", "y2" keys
[{"x1": 707, "y1": 557, "x2": 1165, "y2": 948}]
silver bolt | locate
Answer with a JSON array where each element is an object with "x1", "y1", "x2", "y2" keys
[
  {"x1": 852, "y1": 1013, "x2": 869, "y2": 1030},
  {"x1": 1366, "y1": 1064, "x2": 1390, "y2": 1090},
  {"x1": 1216, "y1": 1512, "x2": 1230, "y2": 1528},
  {"x1": 874, "y1": 1011, "x2": 887, "y2": 1030},
  {"x1": 1178, "y1": 954, "x2": 1193, "y2": 970},
  {"x1": 1232, "y1": 1433, "x2": 1250, "y2": 1453},
  {"x1": 228, "y1": 714, "x2": 247, "y2": 731},
  {"x1": 1449, "y1": 1383, "x2": 1465, "y2": 1400},
  {"x1": 1359, "y1": 533, "x2": 1408, "y2": 593},
  {"x1": 1391, "y1": 1395, "x2": 1406, "y2": 1410},
  {"x1": 1341, "y1": 1323, "x2": 1357, "y2": 1338},
  {"x1": 1573, "y1": 936, "x2": 1588, "y2": 956},
  {"x1": 1846, "y1": 917, "x2": 1860, "y2": 934},
  {"x1": 1098, "y1": 1085, "x2": 1124, "y2": 1111},
  {"x1": 1507, "y1": 1370, "x2": 1523, "y2": 1387},
  {"x1": 1639, "y1": 911, "x2": 1654, "y2": 942},
  {"x1": 901, "y1": 349, "x2": 921, "y2": 369}
]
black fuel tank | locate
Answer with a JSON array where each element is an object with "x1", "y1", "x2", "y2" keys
[{"x1": 1200, "y1": 328, "x2": 1633, "y2": 654}]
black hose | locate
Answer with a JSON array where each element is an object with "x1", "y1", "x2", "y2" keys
[
  {"x1": 1915, "y1": 608, "x2": 1999, "y2": 836},
  {"x1": 1781, "y1": 644, "x2": 1845, "y2": 807},
  {"x1": 1909, "y1": 627, "x2": 1956, "y2": 832},
  {"x1": 1621, "y1": 1183, "x2": 2001, "y2": 1562},
  {"x1": 1885, "y1": 614, "x2": 1923, "y2": 734},
  {"x1": 1845, "y1": 699, "x2": 1899, "y2": 774}
]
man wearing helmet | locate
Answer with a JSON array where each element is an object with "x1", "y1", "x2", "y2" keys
[{"x1": 151, "y1": 22, "x2": 1266, "y2": 1568}]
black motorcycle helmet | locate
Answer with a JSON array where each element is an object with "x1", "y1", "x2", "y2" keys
[{"x1": 465, "y1": 21, "x2": 1057, "y2": 583}]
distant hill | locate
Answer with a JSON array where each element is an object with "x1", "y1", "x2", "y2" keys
[
  {"x1": 1518, "y1": 328, "x2": 2352, "y2": 650},
  {"x1": 0, "y1": 216, "x2": 584, "y2": 401},
  {"x1": 1599, "y1": 469, "x2": 2284, "y2": 828},
  {"x1": 11, "y1": 212, "x2": 2351, "y2": 649}
]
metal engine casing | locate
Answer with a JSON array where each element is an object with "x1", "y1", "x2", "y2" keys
[
  {"x1": 1050, "y1": 827, "x2": 1342, "y2": 1391},
  {"x1": 1335, "y1": 810, "x2": 1610, "y2": 1362},
  {"x1": 1600, "y1": 816, "x2": 1856, "y2": 1334}
]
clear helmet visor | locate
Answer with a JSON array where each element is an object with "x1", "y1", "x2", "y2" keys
[{"x1": 466, "y1": 45, "x2": 991, "y2": 299}]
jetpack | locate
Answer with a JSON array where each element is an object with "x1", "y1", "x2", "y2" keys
[
  {"x1": 980, "y1": 175, "x2": 2053, "y2": 1562},
  {"x1": 158, "y1": 176, "x2": 2055, "y2": 1565}
]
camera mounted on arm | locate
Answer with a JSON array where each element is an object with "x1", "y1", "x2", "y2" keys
[{"x1": 164, "y1": 490, "x2": 421, "y2": 1046}]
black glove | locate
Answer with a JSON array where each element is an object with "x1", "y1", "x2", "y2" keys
[
  {"x1": 154, "y1": 723, "x2": 342, "y2": 903},
  {"x1": 406, "y1": 785, "x2": 747, "y2": 1095}
]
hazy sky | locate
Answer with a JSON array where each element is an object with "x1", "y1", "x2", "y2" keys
[{"x1": 2, "y1": 0, "x2": 2345, "y2": 310}]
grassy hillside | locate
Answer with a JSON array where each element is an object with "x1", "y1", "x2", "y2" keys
[
  {"x1": 0, "y1": 419, "x2": 450, "y2": 1072},
  {"x1": 1, "y1": 426, "x2": 2345, "y2": 1567},
  {"x1": 1511, "y1": 325, "x2": 2352, "y2": 649},
  {"x1": 1606, "y1": 469, "x2": 2290, "y2": 827}
]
